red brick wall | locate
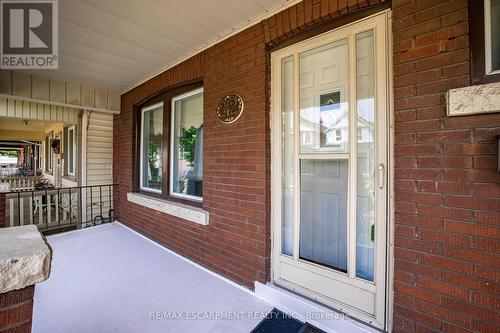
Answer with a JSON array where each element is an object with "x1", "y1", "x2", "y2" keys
[
  {"x1": 261, "y1": 0, "x2": 387, "y2": 45},
  {"x1": 117, "y1": 30, "x2": 269, "y2": 287},
  {"x1": 115, "y1": 0, "x2": 385, "y2": 288},
  {"x1": 392, "y1": 0, "x2": 500, "y2": 332},
  {"x1": 0, "y1": 286, "x2": 34, "y2": 333}
]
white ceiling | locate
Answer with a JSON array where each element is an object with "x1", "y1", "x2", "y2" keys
[
  {"x1": 14, "y1": 0, "x2": 298, "y2": 93},
  {"x1": 0, "y1": 117, "x2": 51, "y2": 132}
]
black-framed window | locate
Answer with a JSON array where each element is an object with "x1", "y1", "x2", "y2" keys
[
  {"x1": 135, "y1": 82, "x2": 204, "y2": 206},
  {"x1": 469, "y1": 0, "x2": 500, "y2": 84}
]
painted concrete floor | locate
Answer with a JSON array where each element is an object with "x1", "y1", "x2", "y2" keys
[{"x1": 33, "y1": 222, "x2": 273, "y2": 333}]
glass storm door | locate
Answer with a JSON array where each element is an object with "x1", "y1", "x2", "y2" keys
[{"x1": 271, "y1": 12, "x2": 389, "y2": 328}]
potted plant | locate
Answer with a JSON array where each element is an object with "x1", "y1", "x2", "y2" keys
[
  {"x1": 34, "y1": 179, "x2": 55, "y2": 205},
  {"x1": 34, "y1": 178, "x2": 54, "y2": 190}
]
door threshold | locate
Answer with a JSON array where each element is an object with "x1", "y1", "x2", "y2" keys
[
  {"x1": 255, "y1": 282, "x2": 385, "y2": 333},
  {"x1": 251, "y1": 308, "x2": 327, "y2": 333}
]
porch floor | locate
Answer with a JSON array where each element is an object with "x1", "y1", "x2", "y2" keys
[{"x1": 33, "y1": 222, "x2": 273, "y2": 333}]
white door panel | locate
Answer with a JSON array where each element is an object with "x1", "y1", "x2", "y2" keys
[{"x1": 300, "y1": 159, "x2": 348, "y2": 271}]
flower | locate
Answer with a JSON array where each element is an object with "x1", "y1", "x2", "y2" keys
[{"x1": 35, "y1": 179, "x2": 54, "y2": 190}]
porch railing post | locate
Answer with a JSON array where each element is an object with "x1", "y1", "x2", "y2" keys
[
  {"x1": 0, "y1": 193, "x2": 5, "y2": 228},
  {"x1": 79, "y1": 187, "x2": 83, "y2": 229}
]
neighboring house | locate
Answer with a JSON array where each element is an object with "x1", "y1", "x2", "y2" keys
[
  {"x1": 0, "y1": 1, "x2": 498, "y2": 333},
  {"x1": 0, "y1": 74, "x2": 118, "y2": 189},
  {"x1": 0, "y1": 73, "x2": 118, "y2": 228}
]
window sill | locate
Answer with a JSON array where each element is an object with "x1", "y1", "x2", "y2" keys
[
  {"x1": 63, "y1": 176, "x2": 77, "y2": 182},
  {"x1": 446, "y1": 81, "x2": 500, "y2": 116},
  {"x1": 127, "y1": 192, "x2": 209, "y2": 226}
]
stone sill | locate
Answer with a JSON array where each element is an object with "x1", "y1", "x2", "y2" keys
[
  {"x1": 0, "y1": 225, "x2": 52, "y2": 294},
  {"x1": 446, "y1": 82, "x2": 500, "y2": 116},
  {"x1": 127, "y1": 192, "x2": 209, "y2": 226}
]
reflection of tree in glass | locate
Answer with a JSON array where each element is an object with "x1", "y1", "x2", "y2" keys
[
  {"x1": 179, "y1": 126, "x2": 197, "y2": 166},
  {"x1": 148, "y1": 140, "x2": 161, "y2": 181}
]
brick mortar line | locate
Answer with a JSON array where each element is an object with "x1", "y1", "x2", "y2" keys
[
  {"x1": 0, "y1": 318, "x2": 31, "y2": 332},
  {"x1": 0, "y1": 299, "x2": 33, "y2": 312},
  {"x1": 392, "y1": 1, "x2": 467, "y2": 22}
]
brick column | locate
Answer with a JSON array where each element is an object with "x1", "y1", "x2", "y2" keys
[
  {"x1": 0, "y1": 286, "x2": 35, "y2": 333},
  {"x1": 392, "y1": 0, "x2": 500, "y2": 332}
]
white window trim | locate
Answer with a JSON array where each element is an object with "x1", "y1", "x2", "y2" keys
[
  {"x1": 140, "y1": 102, "x2": 164, "y2": 194},
  {"x1": 67, "y1": 125, "x2": 77, "y2": 176},
  {"x1": 169, "y1": 87, "x2": 204, "y2": 203},
  {"x1": 485, "y1": 0, "x2": 500, "y2": 75}
]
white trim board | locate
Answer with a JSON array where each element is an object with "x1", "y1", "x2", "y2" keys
[{"x1": 0, "y1": 94, "x2": 120, "y2": 115}]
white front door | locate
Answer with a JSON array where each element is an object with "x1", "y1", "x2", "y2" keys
[{"x1": 271, "y1": 12, "x2": 390, "y2": 329}]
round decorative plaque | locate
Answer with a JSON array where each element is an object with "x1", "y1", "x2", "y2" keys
[{"x1": 216, "y1": 94, "x2": 244, "y2": 124}]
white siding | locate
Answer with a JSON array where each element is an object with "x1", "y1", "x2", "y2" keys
[
  {"x1": 0, "y1": 97, "x2": 79, "y2": 123},
  {"x1": 1, "y1": 71, "x2": 120, "y2": 112},
  {"x1": 86, "y1": 112, "x2": 113, "y2": 185},
  {"x1": 85, "y1": 112, "x2": 114, "y2": 225}
]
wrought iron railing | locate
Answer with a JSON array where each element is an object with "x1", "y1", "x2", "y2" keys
[{"x1": 4, "y1": 184, "x2": 118, "y2": 234}]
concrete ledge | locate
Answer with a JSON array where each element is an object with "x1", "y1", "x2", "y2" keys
[
  {"x1": 0, "y1": 226, "x2": 52, "y2": 294},
  {"x1": 127, "y1": 192, "x2": 209, "y2": 226},
  {"x1": 446, "y1": 82, "x2": 500, "y2": 116}
]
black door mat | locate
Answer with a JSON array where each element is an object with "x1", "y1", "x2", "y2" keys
[
  {"x1": 299, "y1": 322, "x2": 328, "y2": 333},
  {"x1": 250, "y1": 308, "x2": 327, "y2": 333}
]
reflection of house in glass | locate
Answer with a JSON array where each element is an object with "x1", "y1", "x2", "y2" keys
[
  {"x1": 299, "y1": 98, "x2": 375, "y2": 153},
  {"x1": 356, "y1": 114, "x2": 375, "y2": 173},
  {"x1": 300, "y1": 90, "x2": 350, "y2": 152},
  {"x1": 356, "y1": 97, "x2": 375, "y2": 281},
  {"x1": 322, "y1": 113, "x2": 347, "y2": 147},
  {"x1": 319, "y1": 91, "x2": 345, "y2": 148}
]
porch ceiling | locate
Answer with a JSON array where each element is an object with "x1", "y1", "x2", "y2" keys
[
  {"x1": 0, "y1": 118, "x2": 55, "y2": 141},
  {"x1": 14, "y1": 0, "x2": 298, "y2": 93}
]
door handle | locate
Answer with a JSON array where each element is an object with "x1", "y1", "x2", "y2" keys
[{"x1": 378, "y1": 163, "x2": 385, "y2": 189}]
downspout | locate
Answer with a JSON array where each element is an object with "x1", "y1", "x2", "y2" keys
[{"x1": 80, "y1": 110, "x2": 88, "y2": 228}]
